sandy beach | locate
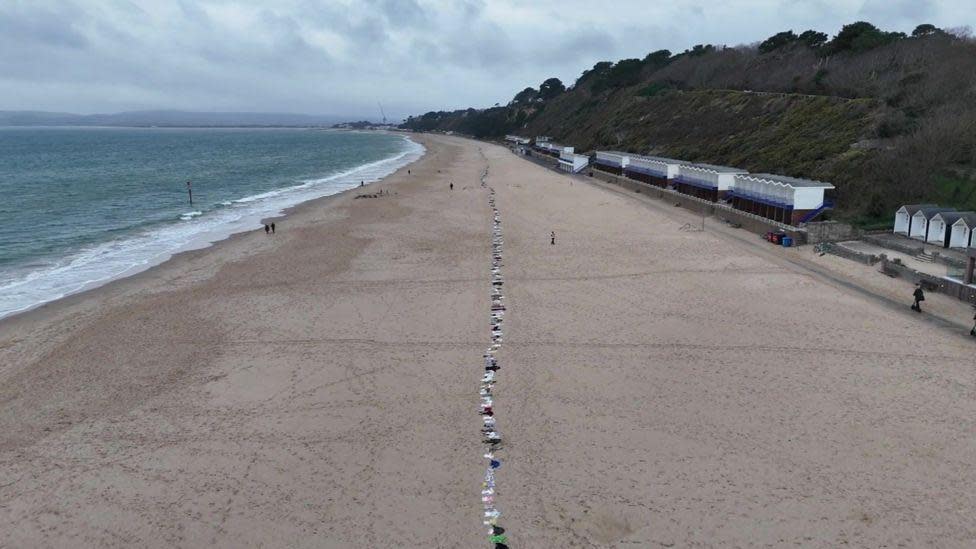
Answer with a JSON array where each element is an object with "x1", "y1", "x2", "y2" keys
[{"x1": 1, "y1": 134, "x2": 975, "y2": 548}]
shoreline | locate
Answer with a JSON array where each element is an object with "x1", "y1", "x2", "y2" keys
[{"x1": 0, "y1": 133, "x2": 424, "y2": 325}]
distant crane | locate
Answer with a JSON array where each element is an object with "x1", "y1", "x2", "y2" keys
[{"x1": 377, "y1": 102, "x2": 387, "y2": 125}]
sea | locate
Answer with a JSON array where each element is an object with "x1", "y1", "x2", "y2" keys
[{"x1": 0, "y1": 127, "x2": 424, "y2": 320}]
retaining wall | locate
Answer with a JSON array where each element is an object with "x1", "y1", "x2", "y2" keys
[
  {"x1": 863, "y1": 234, "x2": 923, "y2": 256},
  {"x1": 802, "y1": 221, "x2": 858, "y2": 244},
  {"x1": 828, "y1": 243, "x2": 880, "y2": 265}
]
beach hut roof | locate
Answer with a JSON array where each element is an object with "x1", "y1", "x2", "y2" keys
[
  {"x1": 943, "y1": 212, "x2": 976, "y2": 226},
  {"x1": 951, "y1": 212, "x2": 976, "y2": 228},
  {"x1": 897, "y1": 203, "x2": 938, "y2": 215},
  {"x1": 686, "y1": 162, "x2": 748, "y2": 174},
  {"x1": 914, "y1": 206, "x2": 957, "y2": 219},
  {"x1": 634, "y1": 154, "x2": 685, "y2": 165},
  {"x1": 741, "y1": 173, "x2": 835, "y2": 189}
]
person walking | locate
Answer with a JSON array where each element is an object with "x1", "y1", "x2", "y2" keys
[
  {"x1": 550, "y1": 231, "x2": 556, "y2": 245},
  {"x1": 912, "y1": 284, "x2": 925, "y2": 312},
  {"x1": 450, "y1": 182, "x2": 453, "y2": 190},
  {"x1": 271, "y1": 222, "x2": 276, "y2": 234},
  {"x1": 970, "y1": 310, "x2": 976, "y2": 336},
  {"x1": 264, "y1": 224, "x2": 270, "y2": 235}
]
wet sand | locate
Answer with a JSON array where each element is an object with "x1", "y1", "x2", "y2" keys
[{"x1": 1, "y1": 134, "x2": 974, "y2": 548}]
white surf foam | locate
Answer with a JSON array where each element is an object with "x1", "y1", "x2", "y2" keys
[{"x1": 0, "y1": 135, "x2": 425, "y2": 320}]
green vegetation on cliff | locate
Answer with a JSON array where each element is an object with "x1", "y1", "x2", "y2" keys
[{"x1": 402, "y1": 22, "x2": 976, "y2": 224}]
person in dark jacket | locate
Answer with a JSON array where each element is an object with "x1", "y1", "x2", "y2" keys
[
  {"x1": 970, "y1": 311, "x2": 976, "y2": 336},
  {"x1": 912, "y1": 284, "x2": 925, "y2": 312}
]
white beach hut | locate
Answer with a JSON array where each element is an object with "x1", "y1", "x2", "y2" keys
[
  {"x1": 949, "y1": 213, "x2": 976, "y2": 249},
  {"x1": 624, "y1": 155, "x2": 683, "y2": 187},
  {"x1": 730, "y1": 174, "x2": 835, "y2": 225},
  {"x1": 910, "y1": 207, "x2": 956, "y2": 241},
  {"x1": 536, "y1": 141, "x2": 572, "y2": 158},
  {"x1": 558, "y1": 150, "x2": 589, "y2": 173},
  {"x1": 893, "y1": 204, "x2": 937, "y2": 235},
  {"x1": 675, "y1": 163, "x2": 748, "y2": 202},
  {"x1": 927, "y1": 211, "x2": 974, "y2": 248},
  {"x1": 593, "y1": 151, "x2": 630, "y2": 175}
]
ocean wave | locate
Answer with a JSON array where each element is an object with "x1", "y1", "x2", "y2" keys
[{"x1": 0, "y1": 135, "x2": 425, "y2": 320}]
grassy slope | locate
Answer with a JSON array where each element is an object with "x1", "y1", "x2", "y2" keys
[{"x1": 523, "y1": 88, "x2": 878, "y2": 214}]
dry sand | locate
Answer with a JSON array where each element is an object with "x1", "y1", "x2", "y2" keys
[{"x1": 1, "y1": 134, "x2": 974, "y2": 548}]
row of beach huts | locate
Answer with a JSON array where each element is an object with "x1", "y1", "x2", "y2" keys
[
  {"x1": 893, "y1": 205, "x2": 976, "y2": 250},
  {"x1": 506, "y1": 135, "x2": 835, "y2": 227}
]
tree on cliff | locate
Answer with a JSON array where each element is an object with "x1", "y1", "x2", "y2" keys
[
  {"x1": 511, "y1": 87, "x2": 538, "y2": 105},
  {"x1": 798, "y1": 30, "x2": 828, "y2": 48},
  {"x1": 539, "y1": 78, "x2": 566, "y2": 100},
  {"x1": 912, "y1": 24, "x2": 941, "y2": 37},
  {"x1": 828, "y1": 21, "x2": 905, "y2": 53},
  {"x1": 759, "y1": 31, "x2": 798, "y2": 54},
  {"x1": 642, "y1": 49, "x2": 672, "y2": 69},
  {"x1": 759, "y1": 29, "x2": 828, "y2": 54}
]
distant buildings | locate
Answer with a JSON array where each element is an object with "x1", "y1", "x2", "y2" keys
[{"x1": 533, "y1": 139, "x2": 573, "y2": 158}]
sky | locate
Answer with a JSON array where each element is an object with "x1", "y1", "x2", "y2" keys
[{"x1": 1, "y1": 0, "x2": 974, "y2": 120}]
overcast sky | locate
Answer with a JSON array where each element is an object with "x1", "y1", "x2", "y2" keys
[{"x1": 2, "y1": 0, "x2": 974, "y2": 119}]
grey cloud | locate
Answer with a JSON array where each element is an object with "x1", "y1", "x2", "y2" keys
[
  {"x1": 858, "y1": 0, "x2": 936, "y2": 23},
  {"x1": 0, "y1": 0, "x2": 974, "y2": 118},
  {"x1": 366, "y1": 0, "x2": 429, "y2": 27},
  {"x1": 0, "y1": 2, "x2": 89, "y2": 48}
]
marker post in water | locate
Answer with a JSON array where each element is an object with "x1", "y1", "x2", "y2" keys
[{"x1": 186, "y1": 181, "x2": 193, "y2": 205}]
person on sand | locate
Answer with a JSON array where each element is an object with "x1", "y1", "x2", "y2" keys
[
  {"x1": 264, "y1": 224, "x2": 269, "y2": 235},
  {"x1": 360, "y1": 180, "x2": 364, "y2": 187},
  {"x1": 970, "y1": 311, "x2": 976, "y2": 336},
  {"x1": 450, "y1": 182, "x2": 453, "y2": 190},
  {"x1": 550, "y1": 231, "x2": 555, "y2": 245},
  {"x1": 271, "y1": 222, "x2": 276, "y2": 234},
  {"x1": 912, "y1": 284, "x2": 924, "y2": 312}
]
